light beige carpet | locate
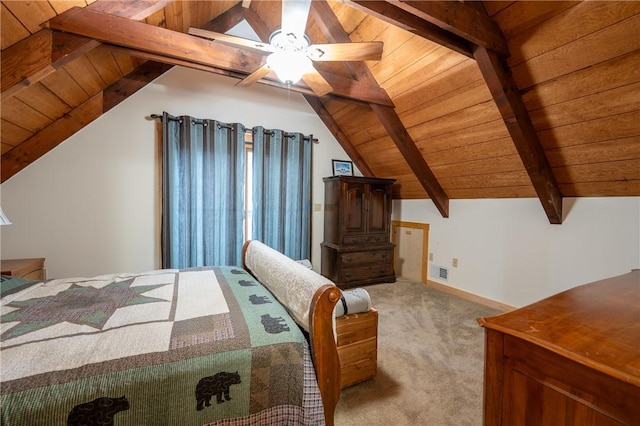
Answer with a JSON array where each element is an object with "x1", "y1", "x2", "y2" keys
[{"x1": 334, "y1": 277, "x2": 502, "y2": 426}]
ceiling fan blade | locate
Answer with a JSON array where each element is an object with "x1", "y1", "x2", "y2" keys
[
  {"x1": 281, "y1": 0, "x2": 312, "y2": 39},
  {"x1": 302, "y1": 68, "x2": 333, "y2": 97},
  {"x1": 188, "y1": 27, "x2": 274, "y2": 54},
  {"x1": 236, "y1": 64, "x2": 272, "y2": 87},
  {"x1": 306, "y1": 42, "x2": 384, "y2": 62}
]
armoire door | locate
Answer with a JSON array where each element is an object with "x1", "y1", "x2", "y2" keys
[
  {"x1": 343, "y1": 182, "x2": 366, "y2": 235},
  {"x1": 367, "y1": 184, "x2": 391, "y2": 234}
]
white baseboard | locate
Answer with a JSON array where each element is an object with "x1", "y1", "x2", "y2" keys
[{"x1": 425, "y1": 279, "x2": 514, "y2": 312}]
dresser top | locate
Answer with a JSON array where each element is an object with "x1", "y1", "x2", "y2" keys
[{"x1": 479, "y1": 269, "x2": 640, "y2": 387}]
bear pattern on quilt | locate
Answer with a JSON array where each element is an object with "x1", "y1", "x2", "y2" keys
[
  {"x1": 67, "y1": 396, "x2": 129, "y2": 426},
  {"x1": 249, "y1": 294, "x2": 272, "y2": 304},
  {"x1": 260, "y1": 314, "x2": 291, "y2": 334},
  {"x1": 195, "y1": 371, "x2": 242, "y2": 411}
]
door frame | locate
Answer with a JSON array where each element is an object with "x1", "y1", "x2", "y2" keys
[{"x1": 391, "y1": 221, "x2": 430, "y2": 283}]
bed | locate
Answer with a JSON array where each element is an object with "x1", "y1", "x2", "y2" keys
[{"x1": 0, "y1": 240, "x2": 343, "y2": 426}]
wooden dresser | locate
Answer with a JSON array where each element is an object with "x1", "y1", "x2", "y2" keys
[
  {"x1": 321, "y1": 176, "x2": 395, "y2": 289},
  {"x1": 1, "y1": 258, "x2": 46, "y2": 280},
  {"x1": 336, "y1": 308, "x2": 378, "y2": 388},
  {"x1": 478, "y1": 270, "x2": 640, "y2": 426}
]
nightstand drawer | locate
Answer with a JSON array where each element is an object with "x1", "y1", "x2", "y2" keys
[
  {"x1": 338, "y1": 338, "x2": 377, "y2": 388},
  {"x1": 337, "y1": 310, "x2": 378, "y2": 345},
  {"x1": 22, "y1": 269, "x2": 45, "y2": 280},
  {"x1": 337, "y1": 309, "x2": 378, "y2": 388}
]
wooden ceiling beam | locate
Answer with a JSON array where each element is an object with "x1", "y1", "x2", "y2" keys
[
  {"x1": 44, "y1": 6, "x2": 392, "y2": 107},
  {"x1": 1, "y1": 30, "x2": 99, "y2": 99},
  {"x1": 199, "y1": 1, "x2": 272, "y2": 43},
  {"x1": 371, "y1": 104, "x2": 449, "y2": 217},
  {"x1": 86, "y1": 0, "x2": 175, "y2": 20},
  {"x1": 108, "y1": 44, "x2": 392, "y2": 106},
  {"x1": 1, "y1": 0, "x2": 172, "y2": 100},
  {"x1": 474, "y1": 47, "x2": 563, "y2": 224},
  {"x1": 45, "y1": 7, "x2": 265, "y2": 73},
  {"x1": 311, "y1": 0, "x2": 449, "y2": 217},
  {"x1": 240, "y1": 5, "x2": 274, "y2": 42},
  {"x1": 319, "y1": 71, "x2": 392, "y2": 106},
  {"x1": 200, "y1": 2, "x2": 249, "y2": 33},
  {"x1": 346, "y1": 0, "x2": 473, "y2": 58},
  {"x1": 391, "y1": 0, "x2": 509, "y2": 56}
]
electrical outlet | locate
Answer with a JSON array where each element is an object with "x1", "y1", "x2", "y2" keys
[
  {"x1": 452, "y1": 258, "x2": 458, "y2": 267},
  {"x1": 429, "y1": 252, "x2": 434, "y2": 261}
]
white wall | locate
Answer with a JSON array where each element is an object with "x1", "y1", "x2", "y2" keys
[
  {"x1": 0, "y1": 67, "x2": 352, "y2": 278},
  {"x1": 393, "y1": 197, "x2": 640, "y2": 307}
]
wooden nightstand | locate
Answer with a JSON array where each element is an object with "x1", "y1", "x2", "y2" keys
[
  {"x1": 1, "y1": 258, "x2": 45, "y2": 280},
  {"x1": 336, "y1": 308, "x2": 378, "y2": 388}
]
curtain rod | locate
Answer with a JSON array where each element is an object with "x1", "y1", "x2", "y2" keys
[{"x1": 150, "y1": 114, "x2": 318, "y2": 144}]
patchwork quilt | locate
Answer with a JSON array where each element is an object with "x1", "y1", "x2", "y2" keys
[{"x1": 0, "y1": 267, "x2": 325, "y2": 425}]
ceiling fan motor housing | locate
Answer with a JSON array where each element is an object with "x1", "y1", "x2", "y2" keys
[{"x1": 269, "y1": 29, "x2": 310, "y2": 52}]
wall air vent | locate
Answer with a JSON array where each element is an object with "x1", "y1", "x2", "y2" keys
[{"x1": 430, "y1": 265, "x2": 449, "y2": 282}]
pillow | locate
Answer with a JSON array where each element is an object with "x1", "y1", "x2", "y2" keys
[
  {"x1": 243, "y1": 240, "x2": 336, "y2": 332},
  {"x1": 335, "y1": 288, "x2": 372, "y2": 317}
]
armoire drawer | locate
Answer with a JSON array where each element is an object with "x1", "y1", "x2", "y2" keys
[
  {"x1": 366, "y1": 235, "x2": 388, "y2": 244},
  {"x1": 342, "y1": 236, "x2": 367, "y2": 245},
  {"x1": 340, "y1": 250, "x2": 391, "y2": 265},
  {"x1": 342, "y1": 235, "x2": 389, "y2": 246},
  {"x1": 342, "y1": 263, "x2": 393, "y2": 283}
]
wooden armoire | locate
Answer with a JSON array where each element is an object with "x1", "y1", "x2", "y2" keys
[{"x1": 321, "y1": 176, "x2": 396, "y2": 289}]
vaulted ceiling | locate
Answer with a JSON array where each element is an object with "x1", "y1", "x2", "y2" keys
[{"x1": 2, "y1": 1, "x2": 639, "y2": 224}]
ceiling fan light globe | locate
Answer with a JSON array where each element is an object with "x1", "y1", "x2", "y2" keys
[{"x1": 267, "y1": 51, "x2": 312, "y2": 85}]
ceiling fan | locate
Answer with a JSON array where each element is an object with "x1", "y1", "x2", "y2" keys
[{"x1": 188, "y1": 0, "x2": 383, "y2": 96}]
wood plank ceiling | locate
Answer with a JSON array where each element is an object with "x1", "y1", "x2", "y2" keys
[{"x1": 1, "y1": 1, "x2": 639, "y2": 224}]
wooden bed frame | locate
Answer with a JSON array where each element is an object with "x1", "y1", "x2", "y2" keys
[{"x1": 242, "y1": 241, "x2": 342, "y2": 426}]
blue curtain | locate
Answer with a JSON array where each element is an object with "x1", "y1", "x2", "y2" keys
[
  {"x1": 161, "y1": 112, "x2": 245, "y2": 268},
  {"x1": 252, "y1": 127, "x2": 312, "y2": 260}
]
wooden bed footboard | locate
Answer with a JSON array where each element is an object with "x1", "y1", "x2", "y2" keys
[{"x1": 309, "y1": 284, "x2": 342, "y2": 426}]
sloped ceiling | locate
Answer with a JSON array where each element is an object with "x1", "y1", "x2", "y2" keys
[{"x1": 1, "y1": 1, "x2": 639, "y2": 224}]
